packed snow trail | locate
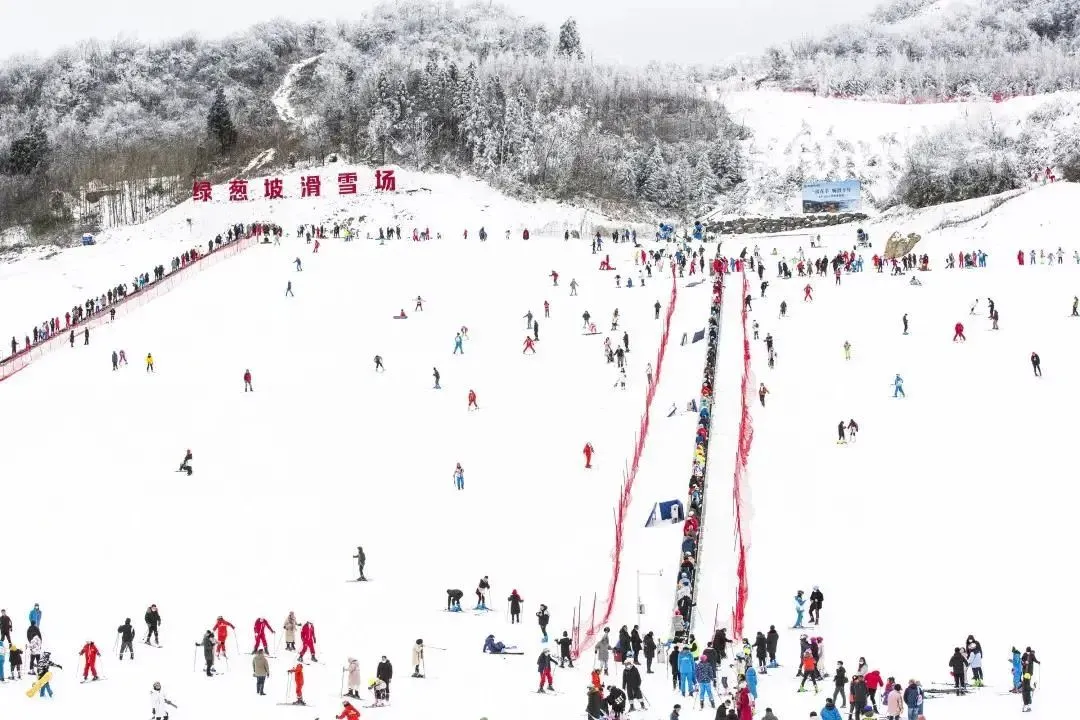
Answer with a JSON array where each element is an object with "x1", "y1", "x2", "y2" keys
[{"x1": 273, "y1": 54, "x2": 323, "y2": 128}]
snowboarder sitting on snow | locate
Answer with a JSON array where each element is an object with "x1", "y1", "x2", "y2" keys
[
  {"x1": 446, "y1": 589, "x2": 464, "y2": 612},
  {"x1": 482, "y1": 634, "x2": 512, "y2": 654}
]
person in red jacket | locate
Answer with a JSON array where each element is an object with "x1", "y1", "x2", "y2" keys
[
  {"x1": 864, "y1": 669, "x2": 884, "y2": 712},
  {"x1": 583, "y1": 442, "x2": 594, "y2": 469},
  {"x1": 79, "y1": 640, "x2": 100, "y2": 680},
  {"x1": 804, "y1": 284, "x2": 814, "y2": 301},
  {"x1": 953, "y1": 322, "x2": 966, "y2": 342},
  {"x1": 253, "y1": 618, "x2": 274, "y2": 653},
  {"x1": 299, "y1": 621, "x2": 317, "y2": 662},
  {"x1": 288, "y1": 661, "x2": 306, "y2": 705},
  {"x1": 737, "y1": 684, "x2": 752, "y2": 720},
  {"x1": 337, "y1": 700, "x2": 361, "y2": 720},
  {"x1": 523, "y1": 336, "x2": 536, "y2": 353},
  {"x1": 244, "y1": 369, "x2": 253, "y2": 392},
  {"x1": 214, "y1": 617, "x2": 235, "y2": 657},
  {"x1": 1017, "y1": 249, "x2": 1025, "y2": 266},
  {"x1": 467, "y1": 389, "x2": 479, "y2": 410}
]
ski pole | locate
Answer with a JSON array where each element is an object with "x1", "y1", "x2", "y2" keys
[
  {"x1": 274, "y1": 631, "x2": 282, "y2": 655},
  {"x1": 192, "y1": 645, "x2": 197, "y2": 673},
  {"x1": 113, "y1": 633, "x2": 120, "y2": 654},
  {"x1": 340, "y1": 668, "x2": 346, "y2": 697},
  {"x1": 286, "y1": 673, "x2": 293, "y2": 703}
]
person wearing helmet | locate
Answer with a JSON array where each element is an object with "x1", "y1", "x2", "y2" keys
[
  {"x1": 368, "y1": 676, "x2": 388, "y2": 706},
  {"x1": 151, "y1": 681, "x2": 177, "y2": 719},
  {"x1": 337, "y1": 700, "x2": 361, "y2": 720}
]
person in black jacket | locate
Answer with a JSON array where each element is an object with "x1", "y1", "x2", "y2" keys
[
  {"x1": 643, "y1": 632, "x2": 657, "y2": 673},
  {"x1": 27, "y1": 622, "x2": 41, "y2": 643},
  {"x1": 832, "y1": 660, "x2": 848, "y2": 707},
  {"x1": 536, "y1": 604, "x2": 550, "y2": 642},
  {"x1": 712, "y1": 628, "x2": 731, "y2": 660},
  {"x1": 0, "y1": 609, "x2": 12, "y2": 644},
  {"x1": 848, "y1": 675, "x2": 868, "y2": 720},
  {"x1": 1031, "y1": 352, "x2": 1042, "y2": 377},
  {"x1": 617, "y1": 626, "x2": 632, "y2": 662},
  {"x1": 144, "y1": 605, "x2": 161, "y2": 645},
  {"x1": 753, "y1": 632, "x2": 768, "y2": 672},
  {"x1": 376, "y1": 655, "x2": 393, "y2": 699},
  {"x1": 556, "y1": 631, "x2": 573, "y2": 668},
  {"x1": 622, "y1": 660, "x2": 644, "y2": 710},
  {"x1": 630, "y1": 626, "x2": 643, "y2": 665},
  {"x1": 117, "y1": 618, "x2": 136, "y2": 660},
  {"x1": 669, "y1": 646, "x2": 681, "y2": 689},
  {"x1": 586, "y1": 685, "x2": 605, "y2": 719},
  {"x1": 507, "y1": 590, "x2": 523, "y2": 624},
  {"x1": 949, "y1": 648, "x2": 969, "y2": 695},
  {"x1": 766, "y1": 626, "x2": 779, "y2": 666},
  {"x1": 606, "y1": 685, "x2": 628, "y2": 719},
  {"x1": 809, "y1": 587, "x2": 824, "y2": 624},
  {"x1": 198, "y1": 631, "x2": 215, "y2": 677}
]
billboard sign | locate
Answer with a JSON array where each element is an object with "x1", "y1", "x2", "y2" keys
[{"x1": 802, "y1": 179, "x2": 862, "y2": 213}]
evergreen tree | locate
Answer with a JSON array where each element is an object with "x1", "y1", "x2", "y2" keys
[
  {"x1": 556, "y1": 18, "x2": 584, "y2": 59},
  {"x1": 642, "y1": 145, "x2": 669, "y2": 205},
  {"x1": 206, "y1": 88, "x2": 238, "y2": 153},
  {"x1": 6, "y1": 123, "x2": 50, "y2": 176}
]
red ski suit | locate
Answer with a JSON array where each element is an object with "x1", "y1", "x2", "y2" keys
[
  {"x1": 299, "y1": 622, "x2": 317, "y2": 660},
  {"x1": 289, "y1": 662, "x2": 305, "y2": 700},
  {"x1": 467, "y1": 390, "x2": 478, "y2": 409},
  {"x1": 337, "y1": 703, "x2": 361, "y2": 720},
  {"x1": 253, "y1": 618, "x2": 274, "y2": 652},
  {"x1": 583, "y1": 443, "x2": 593, "y2": 468},
  {"x1": 953, "y1": 322, "x2": 966, "y2": 341},
  {"x1": 214, "y1": 618, "x2": 235, "y2": 655},
  {"x1": 79, "y1": 642, "x2": 100, "y2": 679}
]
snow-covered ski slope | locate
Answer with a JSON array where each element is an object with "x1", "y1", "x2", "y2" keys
[
  {"x1": 694, "y1": 183, "x2": 1075, "y2": 720},
  {"x1": 0, "y1": 167, "x2": 720, "y2": 720},
  {"x1": 712, "y1": 87, "x2": 1080, "y2": 216}
]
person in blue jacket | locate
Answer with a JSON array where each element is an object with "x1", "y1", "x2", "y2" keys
[
  {"x1": 28, "y1": 604, "x2": 41, "y2": 628},
  {"x1": 695, "y1": 656, "x2": 716, "y2": 708},
  {"x1": 893, "y1": 374, "x2": 905, "y2": 398},
  {"x1": 745, "y1": 665, "x2": 759, "y2": 699},
  {"x1": 482, "y1": 634, "x2": 511, "y2": 654},
  {"x1": 453, "y1": 333, "x2": 464, "y2": 354},
  {"x1": 902, "y1": 679, "x2": 924, "y2": 719},
  {"x1": 1011, "y1": 648, "x2": 1023, "y2": 691},
  {"x1": 794, "y1": 591, "x2": 807, "y2": 628},
  {"x1": 820, "y1": 697, "x2": 843, "y2": 720},
  {"x1": 677, "y1": 647, "x2": 696, "y2": 696}
]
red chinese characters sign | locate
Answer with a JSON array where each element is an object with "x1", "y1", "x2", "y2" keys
[{"x1": 193, "y1": 169, "x2": 397, "y2": 202}]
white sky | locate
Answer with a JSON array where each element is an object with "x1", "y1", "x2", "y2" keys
[{"x1": 0, "y1": 0, "x2": 870, "y2": 66}]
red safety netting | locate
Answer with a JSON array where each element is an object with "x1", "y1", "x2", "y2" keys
[{"x1": 730, "y1": 270, "x2": 755, "y2": 640}]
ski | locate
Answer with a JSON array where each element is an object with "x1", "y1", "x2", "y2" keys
[
  {"x1": 80, "y1": 678, "x2": 107, "y2": 683},
  {"x1": 490, "y1": 652, "x2": 525, "y2": 656},
  {"x1": 346, "y1": 579, "x2": 371, "y2": 583},
  {"x1": 276, "y1": 703, "x2": 308, "y2": 707}
]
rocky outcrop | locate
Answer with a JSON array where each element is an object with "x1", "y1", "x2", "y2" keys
[{"x1": 707, "y1": 213, "x2": 868, "y2": 235}]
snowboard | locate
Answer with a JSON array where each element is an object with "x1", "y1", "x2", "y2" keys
[{"x1": 26, "y1": 671, "x2": 51, "y2": 698}]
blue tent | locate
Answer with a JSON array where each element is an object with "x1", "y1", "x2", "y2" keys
[{"x1": 645, "y1": 499, "x2": 685, "y2": 527}]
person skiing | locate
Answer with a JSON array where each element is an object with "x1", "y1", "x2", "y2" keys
[
  {"x1": 177, "y1": 449, "x2": 193, "y2": 476},
  {"x1": 1031, "y1": 352, "x2": 1042, "y2": 376},
  {"x1": 411, "y1": 639, "x2": 424, "y2": 678},
  {"x1": 570, "y1": 279, "x2": 579, "y2": 296},
  {"x1": 0, "y1": 610, "x2": 11, "y2": 645},
  {"x1": 953, "y1": 322, "x2": 966, "y2": 342},
  {"x1": 283, "y1": 612, "x2": 298, "y2": 651},
  {"x1": 766, "y1": 626, "x2": 779, "y2": 667},
  {"x1": 804, "y1": 284, "x2": 813, "y2": 301},
  {"x1": 809, "y1": 586, "x2": 824, "y2": 624},
  {"x1": 253, "y1": 618, "x2": 274, "y2": 653},
  {"x1": 117, "y1": 618, "x2": 136, "y2": 659},
  {"x1": 374, "y1": 355, "x2": 385, "y2": 371},
  {"x1": 893, "y1": 374, "x2": 905, "y2": 398},
  {"x1": 78, "y1": 640, "x2": 100, "y2": 681},
  {"x1": 557, "y1": 631, "x2": 574, "y2": 668},
  {"x1": 295, "y1": 258, "x2": 302, "y2": 271},
  {"x1": 453, "y1": 462, "x2": 464, "y2": 490},
  {"x1": 584, "y1": 442, "x2": 594, "y2": 469},
  {"x1": 213, "y1": 617, "x2": 235, "y2": 657},
  {"x1": 467, "y1": 389, "x2": 479, "y2": 410},
  {"x1": 798, "y1": 650, "x2": 819, "y2": 693},
  {"x1": 902, "y1": 313, "x2": 909, "y2": 335},
  {"x1": 507, "y1": 590, "x2": 523, "y2": 624},
  {"x1": 596, "y1": 628, "x2": 613, "y2": 676},
  {"x1": 287, "y1": 660, "x2": 306, "y2": 704},
  {"x1": 252, "y1": 648, "x2": 270, "y2": 695},
  {"x1": 544, "y1": 300, "x2": 551, "y2": 317},
  {"x1": 144, "y1": 605, "x2": 160, "y2": 646},
  {"x1": 536, "y1": 604, "x2": 550, "y2": 642},
  {"x1": 794, "y1": 591, "x2": 807, "y2": 628},
  {"x1": 337, "y1": 700, "x2": 361, "y2": 720},
  {"x1": 623, "y1": 658, "x2": 644, "y2": 709},
  {"x1": 655, "y1": 301, "x2": 662, "y2": 319},
  {"x1": 533, "y1": 319, "x2": 540, "y2": 341},
  {"x1": 112, "y1": 350, "x2": 119, "y2": 370},
  {"x1": 537, "y1": 648, "x2": 556, "y2": 692},
  {"x1": 299, "y1": 621, "x2": 317, "y2": 662},
  {"x1": 146, "y1": 353, "x2": 155, "y2": 372},
  {"x1": 523, "y1": 336, "x2": 536, "y2": 353},
  {"x1": 243, "y1": 369, "x2": 253, "y2": 392},
  {"x1": 758, "y1": 383, "x2": 769, "y2": 407},
  {"x1": 150, "y1": 681, "x2": 177, "y2": 719},
  {"x1": 446, "y1": 589, "x2": 464, "y2": 611},
  {"x1": 847, "y1": 419, "x2": 859, "y2": 441},
  {"x1": 352, "y1": 546, "x2": 367, "y2": 581},
  {"x1": 377, "y1": 654, "x2": 394, "y2": 699},
  {"x1": 837, "y1": 421, "x2": 847, "y2": 444},
  {"x1": 285, "y1": 280, "x2": 293, "y2": 297},
  {"x1": 475, "y1": 576, "x2": 490, "y2": 609},
  {"x1": 432, "y1": 367, "x2": 441, "y2": 389},
  {"x1": 843, "y1": 341, "x2": 851, "y2": 360},
  {"x1": 695, "y1": 655, "x2": 716, "y2": 708},
  {"x1": 948, "y1": 647, "x2": 969, "y2": 695},
  {"x1": 453, "y1": 333, "x2": 464, "y2": 354},
  {"x1": 414, "y1": 296, "x2": 424, "y2": 311},
  {"x1": 965, "y1": 635, "x2": 984, "y2": 687}
]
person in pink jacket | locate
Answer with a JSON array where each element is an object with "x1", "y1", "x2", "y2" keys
[{"x1": 885, "y1": 681, "x2": 904, "y2": 720}]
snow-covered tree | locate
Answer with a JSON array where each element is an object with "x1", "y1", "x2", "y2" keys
[{"x1": 556, "y1": 18, "x2": 584, "y2": 59}]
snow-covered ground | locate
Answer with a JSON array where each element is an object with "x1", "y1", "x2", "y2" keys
[
  {"x1": 0, "y1": 167, "x2": 718, "y2": 720},
  {"x1": 692, "y1": 194, "x2": 1072, "y2": 719}
]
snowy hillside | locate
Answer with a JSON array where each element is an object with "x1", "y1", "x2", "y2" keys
[
  {"x1": 711, "y1": 88, "x2": 1080, "y2": 215},
  {"x1": 0, "y1": 168, "x2": 722, "y2": 720}
]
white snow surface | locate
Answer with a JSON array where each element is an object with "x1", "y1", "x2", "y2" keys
[
  {"x1": 273, "y1": 55, "x2": 324, "y2": 130},
  {"x1": 0, "y1": 165, "x2": 717, "y2": 720}
]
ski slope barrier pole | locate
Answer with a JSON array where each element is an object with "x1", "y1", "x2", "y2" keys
[
  {"x1": 573, "y1": 265, "x2": 678, "y2": 659},
  {"x1": 0, "y1": 234, "x2": 257, "y2": 382}
]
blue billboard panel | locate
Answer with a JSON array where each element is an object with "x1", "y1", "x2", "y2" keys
[{"x1": 802, "y1": 180, "x2": 862, "y2": 213}]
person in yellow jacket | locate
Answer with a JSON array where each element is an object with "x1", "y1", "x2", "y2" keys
[{"x1": 146, "y1": 353, "x2": 154, "y2": 373}]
